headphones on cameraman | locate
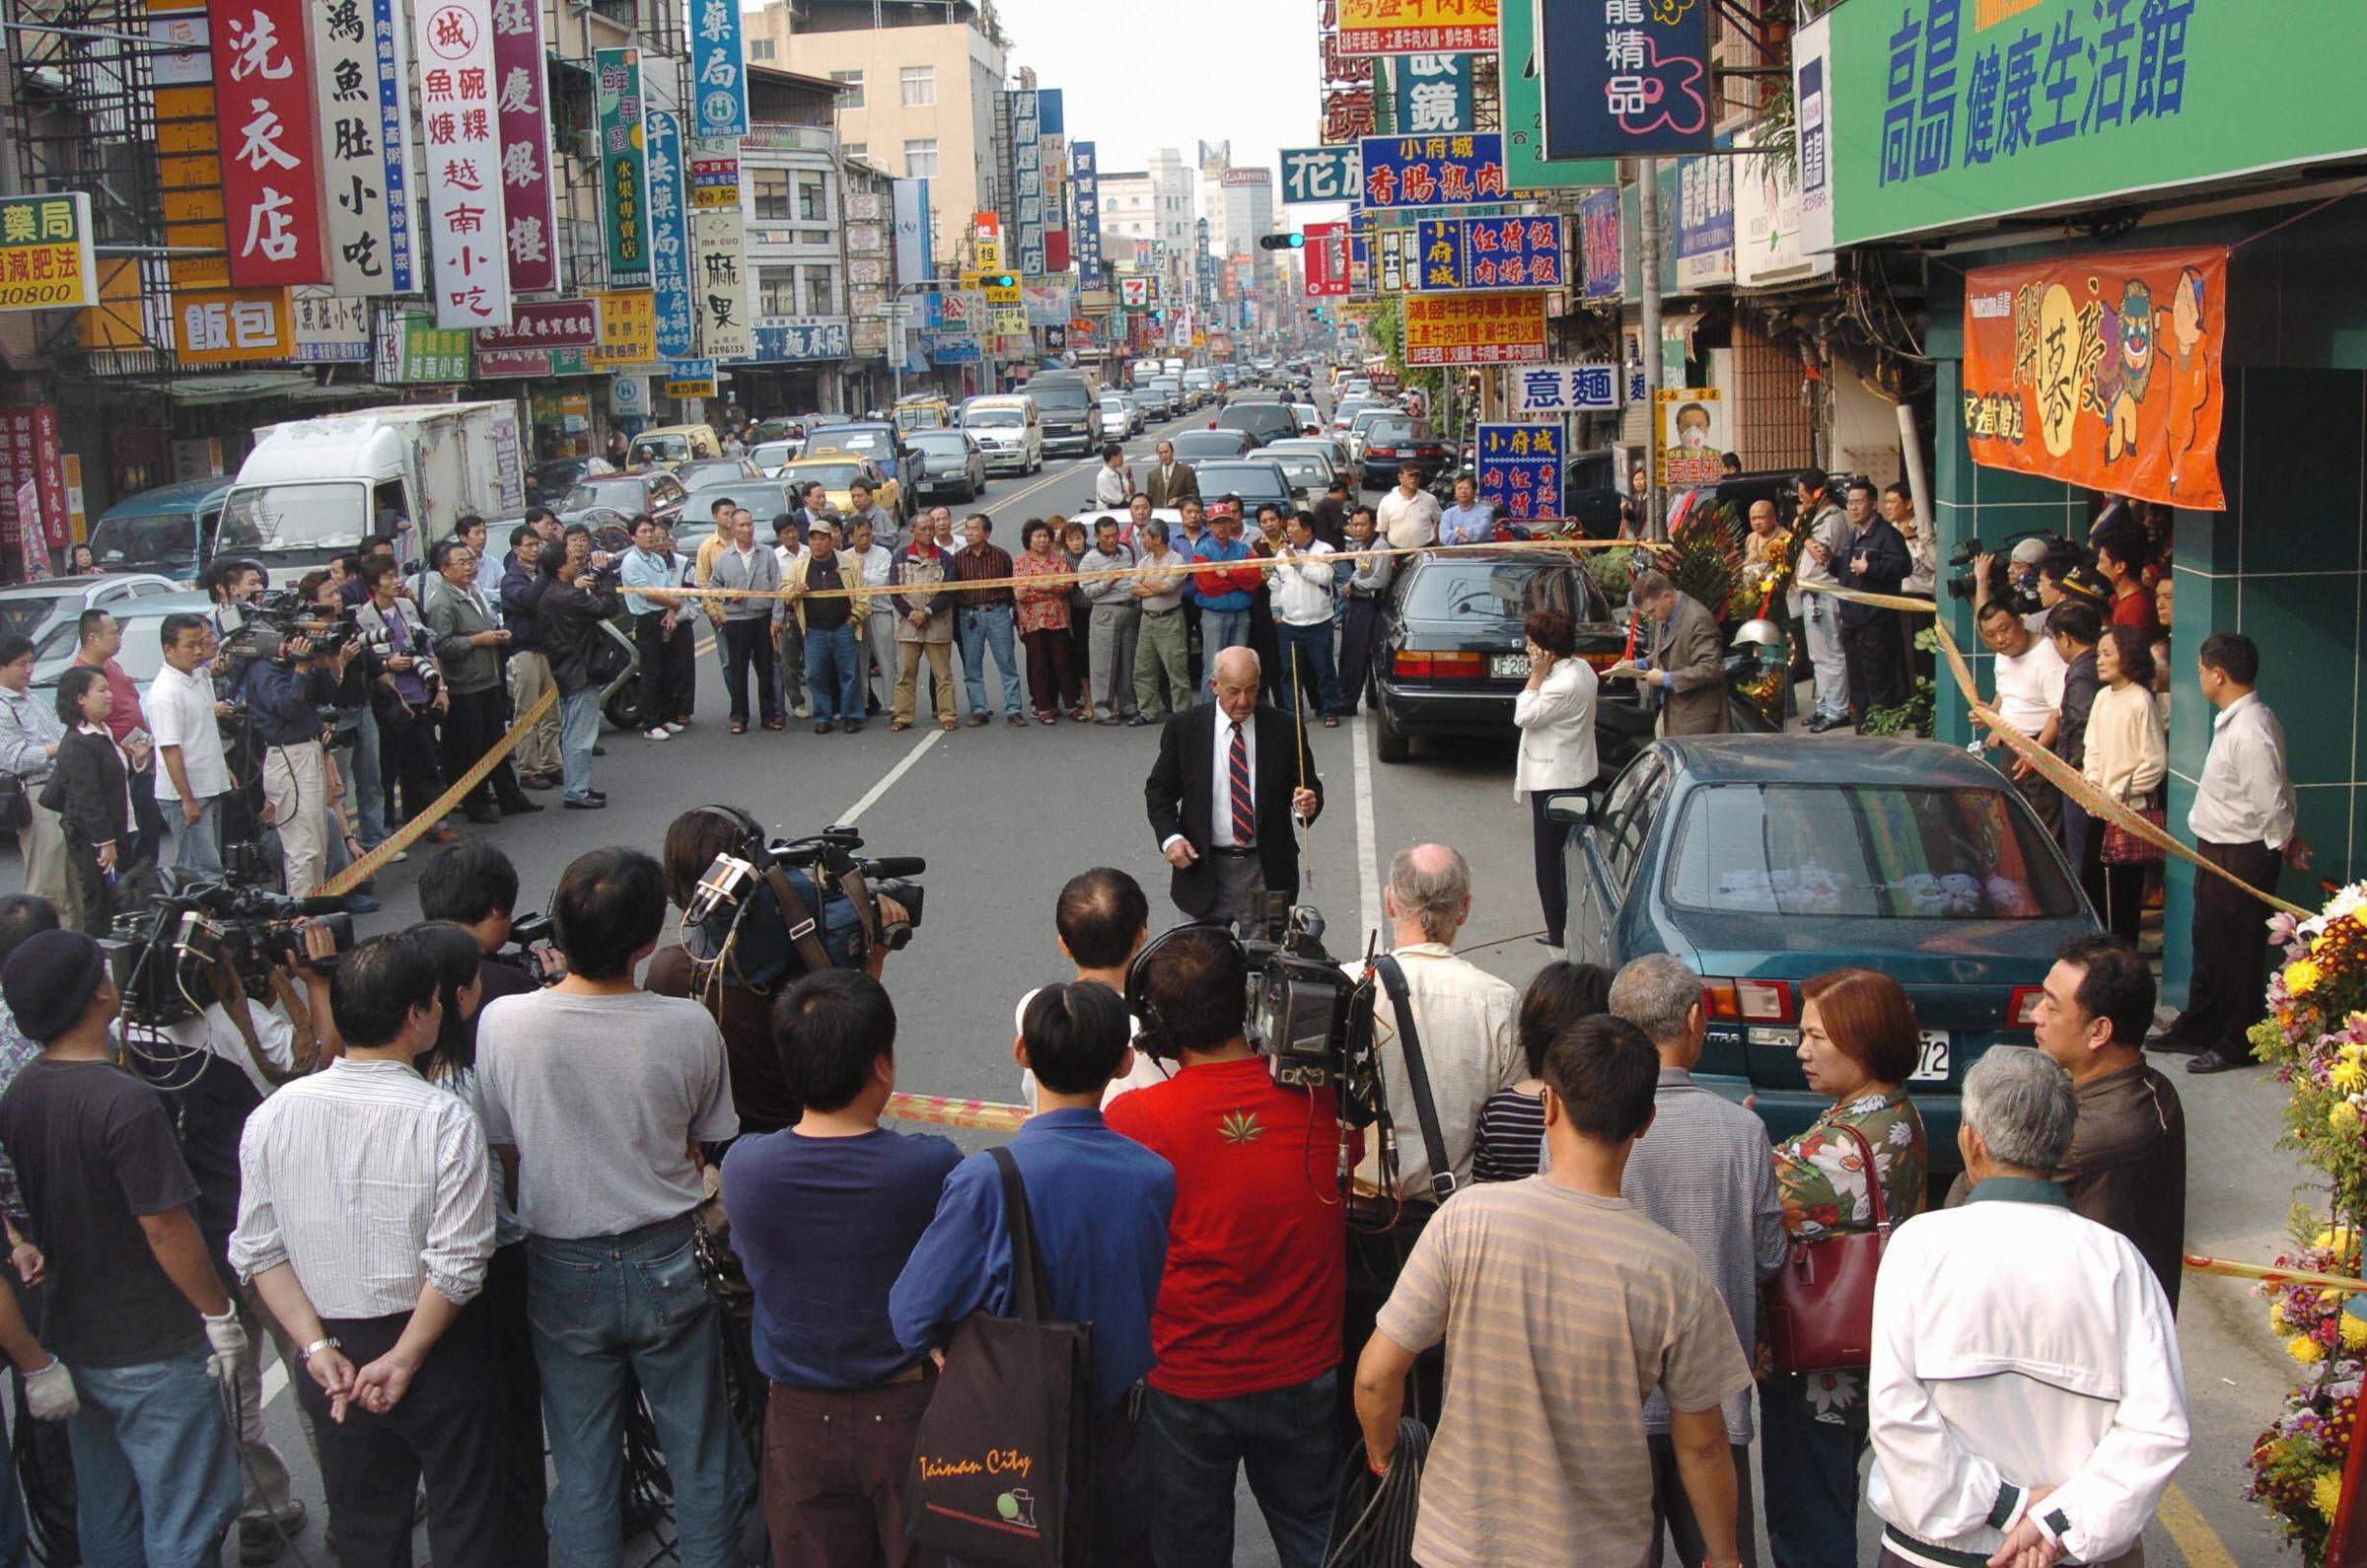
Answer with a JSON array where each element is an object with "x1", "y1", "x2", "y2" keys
[
  {"x1": 688, "y1": 804, "x2": 770, "y2": 870},
  {"x1": 1124, "y1": 919, "x2": 1249, "y2": 1063}
]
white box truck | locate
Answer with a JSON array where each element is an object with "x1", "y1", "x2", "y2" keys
[{"x1": 214, "y1": 401, "x2": 527, "y2": 584}]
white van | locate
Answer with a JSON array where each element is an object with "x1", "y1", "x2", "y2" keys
[{"x1": 962, "y1": 394, "x2": 1043, "y2": 475}]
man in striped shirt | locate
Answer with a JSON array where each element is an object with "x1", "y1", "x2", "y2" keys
[{"x1": 231, "y1": 932, "x2": 509, "y2": 1566}]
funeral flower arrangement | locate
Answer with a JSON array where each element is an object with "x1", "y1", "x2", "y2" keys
[{"x1": 2245, "y1": 883, "x2": 2367, "y2": 1559}]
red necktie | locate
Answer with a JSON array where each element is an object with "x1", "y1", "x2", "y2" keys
[{"x1": 1229, "y1": 722, "x2": 1255, "y2": 846}]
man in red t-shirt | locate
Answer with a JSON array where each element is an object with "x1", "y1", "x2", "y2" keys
[{"x1": 1105, "y1": 926, "x2": 1345, "y2": 1567}]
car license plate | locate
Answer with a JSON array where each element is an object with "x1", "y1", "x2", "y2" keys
[
  {"x1": 1489, "y1": 653, "x2": 1531, "y2": 678},
  {"x1": 1909, "y1": 1031, "x2": 1951, "y2": 1082}
]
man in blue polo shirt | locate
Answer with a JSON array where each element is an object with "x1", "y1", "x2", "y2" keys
[
  {"x1": 720, "y1": 969, "x2": 962, "y2": 1568},
  {"x1": 892, "y1": 981, "x2": 1175, "y2": 1567}
]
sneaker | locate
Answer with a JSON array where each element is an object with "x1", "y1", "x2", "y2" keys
[
  {"x1": 644, "y1": 727, "x2": 671, "y2": 742},
  {"x1": 665, "y1": 721, "x2": 688, "y2": 734}
]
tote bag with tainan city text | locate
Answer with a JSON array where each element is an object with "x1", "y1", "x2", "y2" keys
[{"x1": 903, "y1": 1147, "x2": 1093, "y2": 1566}]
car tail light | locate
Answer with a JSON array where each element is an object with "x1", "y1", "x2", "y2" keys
[
  {"x1": 1702, "y1": 977, "x2": 1795, "y2": 1023},
  {"x1": 2006, "y1": 986, "x2": 2044, "y2": 1029},
  {"x1": 1392, "y1": 649, "x2": 1484, "y2": 679},
  {"x1": 1580, "y1": 650, "x2": 1625, "y2": 671},
  {"x1": 1367, "y1": 446, "x2": 1399, "y2": 460}
]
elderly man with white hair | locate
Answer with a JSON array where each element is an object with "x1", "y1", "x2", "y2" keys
[{"x1": 1868, "y1": 1047, "x2": 2188, "y2": 1568}]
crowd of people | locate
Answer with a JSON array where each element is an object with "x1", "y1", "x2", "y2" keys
[{"x1": 0, "y1": 754, "x2": 2199, "y2": 1568}]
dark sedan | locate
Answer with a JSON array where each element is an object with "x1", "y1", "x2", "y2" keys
[
  {"x1": 1368, "y1": 549, "x2": 1628, "y2": 763},
  {"x1": 1213, "y1": 401, "x2": 1302, "y2": 448},
  {"x1": 1542, "y1": 737, "x2": 2097, "y2": 1178},
  {"x1": 1357, "y1": 414, "x2": 1450, "y2": 488},
  {"x1": 1169, "y1": 428, "x2": 1255, "y2": 463},
  {"x1": 905, "y1": 429, "x2": 989, "y2": 503},
  {"x1": 1192, "y1": 460, "x2": 1298, "y2": 514}
]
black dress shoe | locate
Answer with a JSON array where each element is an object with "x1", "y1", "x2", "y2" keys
[
  {"x1": 2186, "y1": 1048, "x2": 2251, "y2": 1074},
  {"x1": 842, "y1": 719, "x2": 864, "y2": 734},
  {"x1": 465, "y1": 805, "x2": 502, "y2": 825},
  {"x1": 501, "y1": 798, "x2": 544, "y2": 815},
  {"x1": 521, "y1": 773, "x2": 556, "y2": 791},
  {"x1": 592, "y1": 745, "x2": 608, "y2": 756},
  {"x1": 563, "y1": 796, "x2": 607, "y2": 810}
]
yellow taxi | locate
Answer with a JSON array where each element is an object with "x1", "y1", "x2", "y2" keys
[
  {"x1": 626, "y1": 423, "x2": 722, "y2": 471},
  {"x1": 776, "y1": 454, "x2": 903, "y2": 523}
]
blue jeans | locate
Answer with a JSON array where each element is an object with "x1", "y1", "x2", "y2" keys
[
  {"x1": 1144, "y1": 1369, "x2": 1338, "y2": 1568},
  {"x1": 528, "y1": 1218, "x2": 754, "y2": 1568},
  {"x1": 65, "y1": 1350, "x2": 240, "y2": 1568},
  {"x1": 803, "y1": 621, "x2": 863, "y2": 722},
  {"x1": 336, "y1": 706, "x2": 388, "y2": 844},
  {"x1": 1758, "y1": 1388, "x2": 1865, "y2": 1568},
  {"x1": 1201, "y1": 607, "x2": 1252, "y2": 663},
  {"x1": 559, "y1": 687, "x2": 601, "y2": 803},
  {"x1": 1275, "y1": 620, "x2": 1342, "y2": 717},
  {"x1": 958, "y1": 605, "x2": 1025, "y2": 716},
  {"x1": 172, "y1": 794, "x2": 224, "y2": 879}
]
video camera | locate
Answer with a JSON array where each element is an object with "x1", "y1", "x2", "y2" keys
[
  {"x1": 105, "y1": 876, "x2": 355, "y2": 1028},
  {"x1": 1945, "y1": 534, "x2": 2062, "y2": 615},
  {"x1": 216, "y1": 588, "x2": 364, "y2": 666},
  {"x1": 681, "y1": 813, "x2": 924, "y2": 986},
  {"x1": 484, "y1": 910, "x2": 562, "y2": 985},
  {"x1": 1236, "y1": 895, "x2": 1381, "y2": 1129}
]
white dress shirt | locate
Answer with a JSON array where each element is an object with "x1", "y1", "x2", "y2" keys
[
  {"x1": 146, "y1": 662, "x2": 233, "y2": 801},
  {"x1": 2187, "y1": 691, "x2": 2298, "y2": 849},
  {"x1": 230, "y1": 1056, "x2": 496, "y2": 1316},
  {"x1": 1350, "y1": 943, "x2": 1523, "y2": 1196},
  {"x1": 1211, "y1": 713, "x2": 1255, "y2": 848},
  {"x1": 1867, "y1": 1181, "x2": 2188, "y2": 1568}
]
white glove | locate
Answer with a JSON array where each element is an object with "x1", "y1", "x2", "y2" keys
[
  {"x1": 22, "y1": 1357, "x2": 75, "y2": 1420},
  {"x1": 200, "y1": 1308, "x2": 249, "y2": 1385}
]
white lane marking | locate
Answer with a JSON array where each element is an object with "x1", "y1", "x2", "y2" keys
[
  {"x1": 839, "y1": 725, "x2": 945, "y2": 825},
  {"x1": 1350, "y1": 712, "x2": 1384, "y2": 952},
  {"x1": 262, "y1": 1358, "x2": 287, "y2": 1408}
]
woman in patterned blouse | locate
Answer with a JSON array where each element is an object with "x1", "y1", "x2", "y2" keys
[
  {"x1": 1762, "y1": 966, "x2": 1928, "y2": 1568},
  {"x1": 1012, "y1": 519, "x2": 1082, "y2": 724}
]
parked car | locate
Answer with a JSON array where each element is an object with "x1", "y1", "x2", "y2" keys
[
  {"x1": 1190, "y1": 460, "x2": 1298, "y2": 513},
  {"x1": 904, "y1": 429, "x2": 990, "y2": 504},
  {"x1": 0, "y1": 573, "x2": 187, "y2": 651},
  {"x1": 1213, "y1": 401, "x2": 1301, "y2": 448},
  {"x1": 1542, "y1": 736, "x2": 2096, "y2": 1177},
  {"x1": 558, "y1": 470, "x2": 688, "y2": 530},
  {"x1": 1357, "y1": 413, "x2": 1451, "y2": 487},
  {"x1": 1269, "y1": 435, "x2": 1361, "y2": 493},
  {"x1": 1168, "y1": 428, "x2": 1255, "y2": 463},
  {"x1": 676, "y1": 457, "x2": 763, "y2": 491},
  {"x1": 85, "y1": 479, "x2": 230, "y2": 585},
  {"x1": 28, "y1": 591, "x2": 213, "y2": 695}
]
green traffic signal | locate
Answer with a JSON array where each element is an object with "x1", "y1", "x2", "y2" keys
[
  {"x1": 1257, "y1": 233, "x2": 1306, "y2": 250},
  {"x1": 986, "y1": 273, "x2": 1016, "y2": 288}
]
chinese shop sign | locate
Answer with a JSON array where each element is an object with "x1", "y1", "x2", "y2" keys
[
  {"x1": 473, "y1": 297, "x2": 599, "y2": 350},
  {"x1": 306, "y1": 0, "x2": 416, "y2": 295},
  {"x1": 644, "y1": 109, "x2": 695, "y2": 359},
  {"x1": 413, "y1": 0, "x2": 508, "y2": 326},
  {"x1": 1476, "y1": 422, "x2": 1561, "y2": 522},
  {"x1": 688, "y1": 141, "x2": 750, "y2": 361},
  {"x1": 689, "y1": 0, "x2": 747, "y2": 138},
  {"x1": 1960, "y1": 246, "x2": 2227, "y2": 510},
  {"x1": 1400, "y1": 292, "x2": 1546, "y2": 365},
  {"x1": 1654, "y1": 388, "x2": 1728, "y2": 489},
  {"x1": 1496, "y1": 0, "x2": 1618, "y2": 190},
  {"x1": 1513, "y1": 363, "x2": 1621, "y2": 415},
  {"x1": 1334, "y1": 0, "x2": 1495, "y2": 56},
  {"x1": 177, "y1": 288, "x2": 294, "y2": 364},
  {"x1": 595, "y1": 48, "x2": 651, "y2": 289},
  {"x1": 375, "y1": 307, "x2": 471, "y2": 383},
  {"x1": 0, "y1": 194, "x2": 99, "y2": 310},
  {"x1": 1578, "y1": 186, "x2": 1621, "y2": 300},
  {"x1": 490, "y1": 0, "x2": 558, "y2": 293},
  {"x1": 0, "y1": 406, "x2": 70, "y2": 560},
  {"x1": 1539, "y1": 0, "x2": 1713, "y2": 160},
  {"x1": 1407, "y1": 215, "x2": 1563, "y2": 292},
  {"x1": 587, "y1": 287, "x2": 657, "y2": 370},
  {"x1": 210, "y1": 0, "x2": 328, "y2": 286},
  {"x1": 1356, "y1": 133, "x2": 1508, "y2": 209}
]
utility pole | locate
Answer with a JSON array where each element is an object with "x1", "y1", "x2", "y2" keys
[{"x1": 1635, "y1": 157, "x2": 1664, "y2": 539}]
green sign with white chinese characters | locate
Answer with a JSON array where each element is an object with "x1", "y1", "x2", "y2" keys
[
  {"x1": 1829, "y1": 0, "x2": 2367, "y2": 246},
  {"x1": 377, "y1": 311, "x2": 472, "y2": 386},
  {"x1": 1495, "y1": 0, "x2": 1616, "y2": 191}
]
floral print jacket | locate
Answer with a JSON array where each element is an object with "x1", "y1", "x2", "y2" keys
[{"x1": 1766, "y1": 1088, "x2": 1929, "y2": 1426}]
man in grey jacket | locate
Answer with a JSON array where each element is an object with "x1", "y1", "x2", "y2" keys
[
  {"x1": 1627, "y1": 569, "x2": 1730, "y2": 736},
  {"x1": 1080, "y1": 516, "x2": 1139, "y2": 726},
  {"x1": 709, "y1": 507, "x2": 787, "y2": 732},
  {"x1": 424, "y1": 538, "x2": 537, "y2": 824}
]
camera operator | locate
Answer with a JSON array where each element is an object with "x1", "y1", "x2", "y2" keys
[
  {"x1": 246, "y1": 611, "x2": 357, "y2": 899},
  {"x1": 538, "y1": 524, "x2": 622, "y2": 809},
  {"x1": 500, "y1": 524, "x2": 563, "y2": 790},
  {"x1": 353, "y1": 556, "x2": 454, "y2": 845},
  {"x1": 416, "y1": 841, "x2": 554, "y2": 1042},
  {"x1": 298, "y1": 570, "x2": 391, "y2": 872},
  {"x1": 474, "y1": 848, "x2": 753, "y2": 1566},
  {"x1": 424, "y1": 537, "x2": 538, "y2": 826},
  {"x1": 1342, "y1": 843, "x2": 1522, "y2": 1438}
]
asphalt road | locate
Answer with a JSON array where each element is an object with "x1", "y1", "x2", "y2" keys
[{"x1": 4, "y1": 401, "x2": 2287, "y2": 1564}]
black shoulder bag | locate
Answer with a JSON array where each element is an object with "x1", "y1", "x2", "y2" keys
[
  {"x1": 904, "y1": 1148, "x2": 1094, "y2": 1566},
  {"x1": 1370, "y1": 954, "x2": 1457, "y2": 1204}
]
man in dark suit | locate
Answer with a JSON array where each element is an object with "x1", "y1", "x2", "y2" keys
[
  {"x1": 1624, "y1": 569, "x2": 1730, "y2": 736},
  {"x1": 1142, "y1": 441, "x2": 1200, "y2": 511},
  {"x1": 1832, "y1": 476, "x2": 1913, "y2": 725},
  {"x1": 1144, "y1": 646, "x2": 1324, "y2": 925}
]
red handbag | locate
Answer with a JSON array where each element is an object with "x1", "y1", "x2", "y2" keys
[{"x1": 1761, "y1": 1122, "x2": 1893, "y2": 1375}]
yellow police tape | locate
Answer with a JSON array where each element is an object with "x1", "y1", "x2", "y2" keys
[{"x1": 1797, "y1": 581, "x2": 2312, "y2": 919}]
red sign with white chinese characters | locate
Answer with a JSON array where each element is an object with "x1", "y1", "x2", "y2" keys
[
  {"x1": 1304, "y1": 222, "x2": 1349, "y2": 298},
  {"x1": 412, "y1": 0, "x2": 511, "y2": 327},
  {"x1": 209, "y1": 0, "x2": 328, "y2": 287},
  {"x1": 489, "y1": 0, "x2": 557, "y2": 294},
  {"x1": 0, "y1": 406, "x2": 69, "y2": 562},
  {"x1": 473, "y1": 297, "x2": 598, "y2": 350}
]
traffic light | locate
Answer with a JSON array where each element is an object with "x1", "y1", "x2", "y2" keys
[
  {"x1": 1258, "y1": 233, "x2": 1307, "y2": 250},
  {"x1": 980, "y1": 273, "x2": 1016, "y2": 289}
]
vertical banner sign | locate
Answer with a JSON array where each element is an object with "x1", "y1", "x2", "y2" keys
[
  {"x1": 210, "y1": 0, "x2": 329, "y2": 286},
  {"x1": 644, "y1": 110, "x2": 695, "y2": 357},
  {"x1": 892, "y1": 178, "x2": 932, "y2": 290},
  {"x1": 1393, "y1": 52, "x2": 1470, "y2": 134},
  {"x1": 595, "y1": 48, "x2": 651, "y2": 289},
  {"x1": 1007, "y1": 91, "x2": 1044, "y2": 277},
  {"x1": 1673, "y1": 156, "x2": 1733, "y2": 290},
  {"x1": 414, "y1": 0, "x2": 508, "y2": 327},
  {"x1": 307, "y1": 0, "x2": 415, "y2": 294},
  {"x1": 1578, "y1": 186, "x2": 1621, "y2": 300},
  {"x1": 1792, "y1": 11, "x2": 1832, "y2": 255},
  {"x1": 1476, "y1": 423, "x2": 1562, "y2": 522},
  {"x1": 0, "y1": 407, "x2": 70, "y2": 560},
  {"x1": 1541, "y1": 0, "x2": 1713, "y2": 160},
  {"x1": 1072, "y1": 143, "x2": 1101, "y2": 287},
  {"x1": 1960, "y1": 247, "x2": 2228, "y2": 511},
  {"x1": 490, "y1": 0, "x2": 557, "y2": 293},
  {"x1": 1654, "y1": 388, "x2": 1727, "y2": 488},
  {"x1": 689, "y1": 0, "x2": 746, "y2": 139},
  {"x1": 1303, "y1": 221, "x2": 1349, "y2": 297},
  {"x1": 687, "y1": 141, "x2": 751, "y2": 361}
]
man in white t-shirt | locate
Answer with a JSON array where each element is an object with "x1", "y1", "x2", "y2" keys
[
  {"x1": 147, "y1": 611, "x2": 236, "y2": 878},
  {"x1": 1376, "y1": 464, "x2": 1442, "y2": 550},
  {"x1": 1015, "y1": 867, "x2": 1170, "y2": 1111},
  {"x1": 1976, "y1": 599, "x2": 2069, "y2": 836}
]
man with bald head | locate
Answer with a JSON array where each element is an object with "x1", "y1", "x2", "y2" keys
[{"x1": 1143, "y1": 646, "x2": 1325, "y2": 926}]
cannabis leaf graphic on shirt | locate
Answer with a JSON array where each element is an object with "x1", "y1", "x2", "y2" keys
[{"x1": 1218, "y1": 1109, "x2": 1264, "y2": 1145}]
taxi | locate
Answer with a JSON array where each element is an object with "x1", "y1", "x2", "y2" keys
[{"x1": 776, "y1": 454, "x2": 903, "y2": 524}]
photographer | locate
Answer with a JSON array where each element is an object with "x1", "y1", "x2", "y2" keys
[
  {"x1": 537, "y1": 524, "x2": 622, "y2": 810},
  {"x1": 423, "y1": 537, "x2": 538, "y2": 826},
  {"x1": 416, "y1": 840, "x2": 550, "y2": 1045},
  {"x1": 500, "y1": 524, "x2": 562, "y2": 790},
  {"x1": 353, "y1": 557, "x2": 454, "y2": 846},
  {"x1": 299, "y1": 569, "x2": 390, "y2": 876},
  {"x1": 1340, "y1": 843, "x2": 1522, "y2": 1439},
  {"x1": 247, "y1": 618, "x2": 353, "y2": 899}
]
